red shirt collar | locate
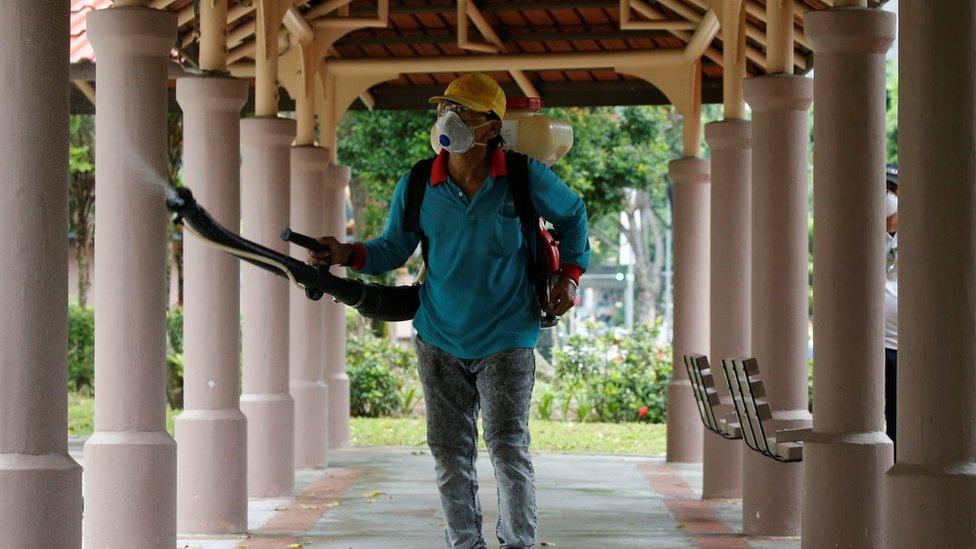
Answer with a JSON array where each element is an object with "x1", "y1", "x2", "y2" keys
[{"x1": 430, "y1": 147, "x2": 508, "y2": 186}]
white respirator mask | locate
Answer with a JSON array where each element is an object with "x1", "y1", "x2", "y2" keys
[
  {"x1": 434, "y1": 111, "x2": 492, "y2": 155},
  {"x1": 885, "y1": 190, "x2": 898, "y2": 218}
]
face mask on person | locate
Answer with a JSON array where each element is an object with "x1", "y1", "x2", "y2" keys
[
  {"x1": 434, "y1": 111, "x2": 493, "y2": 154},
  {"x1": 885, "y1": 190, "x2": 898, "y2": 218}
]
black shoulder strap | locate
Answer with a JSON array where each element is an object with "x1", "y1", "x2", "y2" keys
[
  {"x1": 505, "y1": 151, "x2": 543, "y2": 287},
  {"x1": 505, "y1": 151, "x2": 537, "y2": 248},
  {"x1": 404, "y1": 156, "x2": 436, "y2": 234},
  {"x1": 404, "y1": 156, "x2": 436, "y2": 267}
]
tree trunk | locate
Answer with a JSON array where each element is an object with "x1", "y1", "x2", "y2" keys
[
  {"x1": 171, "y1": 238, "x2": 183, "y2": 306},
  {"x1": 76, "y1": 222, "x2": 89, "y2": 308},
  {"x1": 623, "y1": 191, "x2": 659, "y2": 326}
]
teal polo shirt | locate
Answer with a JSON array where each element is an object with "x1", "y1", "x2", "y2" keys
[{"x1": 350, "y1": 148, "x2": 590, "y2": 359}]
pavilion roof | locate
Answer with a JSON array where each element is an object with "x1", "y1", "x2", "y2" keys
[{"x1": 69, "y1": 0, "x2": 888, "y2": 110}]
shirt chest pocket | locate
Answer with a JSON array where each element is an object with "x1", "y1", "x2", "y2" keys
[{"x1": 492, "y1": 214, "x2": 524, "y2": 256}]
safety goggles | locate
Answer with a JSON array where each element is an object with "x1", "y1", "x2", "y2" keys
[{"x1": 436, "y1": 101, "x2": 490, "y2": 124}]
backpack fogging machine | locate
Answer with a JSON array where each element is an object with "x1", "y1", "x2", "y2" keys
[{"x1": 165, "y1": 186, "x2": 420, "y2": 322}]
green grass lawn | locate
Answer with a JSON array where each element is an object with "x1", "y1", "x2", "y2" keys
[
  {"x1": 68, "y1": 394, "x2": 666, "y2": 456},
  {"x1": 350, "y1": 417, "x2": 666, "y2": 456}
]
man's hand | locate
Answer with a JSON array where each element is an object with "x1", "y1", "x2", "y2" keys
[
  {"x1": 544, "y1": 276, "x2": 578, "y2": 317},
  {"x1": 307, "y1": 236, "x2": 351, "y2": 266}
]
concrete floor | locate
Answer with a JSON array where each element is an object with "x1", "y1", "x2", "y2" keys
[{"x1": 69, "y1": 440, "x2": 799, "y2": 548}]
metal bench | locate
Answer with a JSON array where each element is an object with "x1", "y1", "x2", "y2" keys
[
  {"x1": 683, "y1": 353, "x2": 809, "y2": 463},
  {"x1": 720, "y1": 357, "x2": 810, "y2": 463},
  {"x1": 683, "y1": 354, "x2": 741, "y2": 439}
]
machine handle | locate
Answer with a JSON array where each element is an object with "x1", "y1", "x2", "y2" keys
[{"x1": 281, "y1": 228, "x2": 329, "y2": 253}]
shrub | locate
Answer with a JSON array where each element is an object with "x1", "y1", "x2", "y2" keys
[
  {"x1": 552, "y1": 322, "x2": 672, "y2": 423},
  {"x1": 345, "y1": 315, "x2": 420, "y2": 417},
  {"x1": 68, "y1": 301, "x2": 95, "y2": 392},
  {"x1": 67, "y1": 302, "x2": 185, "y2": 408},
  {"x1": 167, "y1": 306, "x2": 184, "y2": 355},
  {"x1": 165, "y1": 307, "x2": 184, "y2": 409}
]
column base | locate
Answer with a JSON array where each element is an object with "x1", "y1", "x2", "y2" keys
[
  {"x1": 0, "y1": 452, "x2": 82, "y2": 548},
  {"x1": 327, "y1": 374, "x2": 350, "y2": 449},
  {"x1": 801, "y1": 431, "x2": 892, "y2": 547},
  {"x1": 885, "y1": 461, "x2": 976, "y2": 548},
  {"x1": 665, "y1": 379, "x2": 703, "y2": 463},
  {"x1": 241, "y1": 392, "x2": 294, "y2": 497},
  {"x1": 702, "y1": 431, "x2": 743, "y2": 499},
  {"x1": 83, "y1": 431, "x2": 177, "y2": 548},
  {"x1": 175, "y1": 409, "x2": 247, "y2": 534},
  {"x1": 292, "y1": 381, "x2": 329, "y2": 469},
  {"x1": 742, "y1": 412, "x2": 809, "y2": 536},
  {"x1": 742, "y1": 450, "x2": 802, "y2": 536}
]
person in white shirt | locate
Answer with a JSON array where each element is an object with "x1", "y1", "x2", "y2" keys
[{"x1": 884, "y1": 164, "x2": 899, "y2": 447}]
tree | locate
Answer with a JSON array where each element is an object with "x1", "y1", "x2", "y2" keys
[
  {"x1": 548, "y1": 106, "x2": 685, "y2": 325},
  {"x1": 69, "y1": 115, "x2": 96, "y2": 307}
]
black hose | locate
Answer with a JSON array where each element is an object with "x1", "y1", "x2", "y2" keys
[{"x1": 166, "y1": 186, "x2": 420, "y2": 321}]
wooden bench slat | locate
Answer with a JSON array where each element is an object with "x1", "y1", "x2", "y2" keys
[
  {"x1": 776, "y1": 442, "x2": 804, "y2": 461},
  {"x1": 775, "y1": 428, "x2": 812, "y2": 443}
]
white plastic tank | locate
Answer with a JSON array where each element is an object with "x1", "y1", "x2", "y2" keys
[{"x1": 430, "y1": 97, "x2": 574, "y2": 166}]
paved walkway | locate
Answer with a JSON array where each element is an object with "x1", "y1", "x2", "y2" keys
[{"x1": 69, "y1": 440, "x2": 798, "y2": 548}]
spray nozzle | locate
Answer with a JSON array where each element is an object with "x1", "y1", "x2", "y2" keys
[{"x1": 165, "y1": 186, "x2": 194, "y2": 214}]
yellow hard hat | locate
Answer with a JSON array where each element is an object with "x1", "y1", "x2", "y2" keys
[{"x1": 429, "y1": 72, "x2": 507, "y2": 118}]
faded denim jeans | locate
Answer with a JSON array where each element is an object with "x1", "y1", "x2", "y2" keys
[{"x1": 415, "y1": 335, "x2": 538, "y2": 549}]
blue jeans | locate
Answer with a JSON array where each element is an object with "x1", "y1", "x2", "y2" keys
[{"x1": 415, "y1": 336, "x2": 538, "y2": 549}]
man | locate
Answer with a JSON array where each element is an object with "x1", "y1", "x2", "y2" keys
[
  {"x1": 310, "y1": 72, "x2": 590, "y2": 549},
  {"x1": 884, "y1": 163, "x2": 898, "y2": 447}
]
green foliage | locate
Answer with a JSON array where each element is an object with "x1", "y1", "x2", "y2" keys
[
  {"x1": 552, "y1": 322, "x2": 672, "y2": 423},
  {"x1": 886, "y1": 59, "x2": 898, "y2": 164},
  {"x1": 68, "y1": 115, "x2": 95, "y2": 175},
  {"x1": 548, "y1": 106, "x2": 681, "y2": 222},
  {"x1": 167, "y1": 307, "x2": 184, "y2": 355},
  {"x1": 345, "y1": 316, "x2": 420, "y2": 417},
  {"x1": 537, "y1": 391, "x2": 555, "y2": 421},
  {"x1": 67, "y1": 301, "x2": 95, "y2": 392},
  {"x1": 338, "y1": 110, "x2": 435, "y2": 241},
  {"x1": 166, "y1": 353, "x2": 184, "y2": 410},
  {"x1": 165, "y1": 307, "x2": 184, "y2": 409}
]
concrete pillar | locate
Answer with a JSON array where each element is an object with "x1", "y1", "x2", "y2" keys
[
  {"x1": 175, "y1": 76, "x2": 249, "y2": 534},
  {"x1": 240, "y1": 117, "x2": 297, "y2": 497},
  {"x1": 83, "y1": 7, "x2": 178, "y2": 547},
  {"x1": 666, "y1": 157, "x2": 710, "y2": 463},
  {"x1": 803, "y1": 9, "x2": 895, "y2": 547},
  {"x1": 702, "y1": 119, "x2": 751, "y2": 498},
  {"x1": 742, "y1": 74, "x2": 812, "y2": 536},
  {"x1": 324, "y1": 164, "x2": 352, "y2": 448},
  {"x1": 290, "y1": 145, "x2": 331, "y2": 468},
  {"x1": 885, "y1": 3, "x2": 976, "y2": 547},
  {"x1": 0, "y1": 2, "x2": 82, "y2": 547}
]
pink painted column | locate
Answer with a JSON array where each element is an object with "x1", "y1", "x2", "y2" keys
[
  {"x1": 240, "y1": 117, "x2": 297, "y2": 497},
  {"x1": 742, "y1": 75, "x2": 812, "y2": 536},
  {"x1": 175, "y1": 76, "x2": 249, "y2": 534},
  {"x1": 0, "y1": 2, "x2": 82, "y2": 547},
  {"x1": 666, "y1": 157, "x2": 709, "y2": 463},
  {"x1": 82, "y1": 7, "x2": 178, "y2": 547},
  {"x1": 324, "y1": 164, "x2": 352, "y2": 449},
  {"x1": 885, "y1": 3, "x2": 976, "y2": 547},
  {"x1": 803, "y1": 8, "x2": 895, "y2": 548},
  {"x1": 702, "y1": 119, "x2": 750, "y2": 498},
  {"x1": 290, "y1": 145, "x2": 331, "y2": 468}
]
